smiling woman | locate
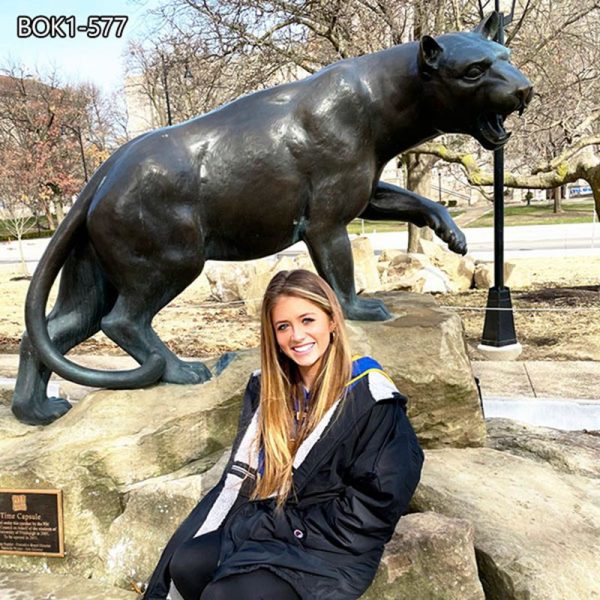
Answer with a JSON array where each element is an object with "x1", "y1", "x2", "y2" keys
[
  {"x1": 143, "y1": 270, "x2": 424, "y2": 600},
  {"x1": 271, "y1": 295, "x2": 334, "y2": 390}
]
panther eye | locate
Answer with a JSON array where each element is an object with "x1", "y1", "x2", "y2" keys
[{"x1": 464, "y1": 65, "x2": 485, "y2": 80}]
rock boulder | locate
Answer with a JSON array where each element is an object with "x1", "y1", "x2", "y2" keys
[
  {"x1": 411, "y1": 447, "x2": 600, "y2": 600},
  {"x1": 0, "y1": 351, "x2": 258, "y2": 584},
  {"x1": 381, "y1": 253, "x2": 452, "y2": 293},
  {"x1": 348, "y1": 293, "x2": 485, "y2": 448},
  {"x1": 0, "y1": 571, "x2": 137, "y2": 600},
  {"x1": 473, "y1": 261, "x2": 530, "y2": 290},
  {"x1": 351, "y1": 236, "x2": 381, "y2": 293},
  {"x1": 417, "y1": 238, "x2": 475, "y2": 292},
  {"x1": 486, "y1": 418, "x2": 600, "y2": 479},
  {"x1": 363, "y1": 512, "x2": 484, "y2": 600}
]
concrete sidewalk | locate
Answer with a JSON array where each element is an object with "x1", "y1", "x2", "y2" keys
[{"x1": 472, "y1": 360, "x2": 600, "y2": 402}]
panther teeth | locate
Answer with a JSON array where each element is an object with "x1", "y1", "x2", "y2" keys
[{"x1": 478, "y1": 113, "x2": 511, "y2": 148}]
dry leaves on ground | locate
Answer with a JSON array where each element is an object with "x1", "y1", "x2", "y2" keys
[{"x1": 0, "y1": 257, "x2": 598, "y2": 361}]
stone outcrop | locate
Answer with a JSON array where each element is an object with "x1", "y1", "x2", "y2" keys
[
  {"x1": 473, "y1": 261, "x2": 530, "y2": 289},
  {"x1": 379, "y1": 242, "x2": 477, "y2": 294},
  {"x1": 411, "y1": 447, "x2": 600, "y2": 600},
  {"x1": 417, "y1": 238, "x2": 475, "y2": 292},
  {"x1": 486, "y1": 418, "x2": 600, "y2": 479},
  {"x1": 0, "y1": 351, "x2": 258, "y2": 586},
  {"x1": 0, "y1": 292, "x2": 484, "y2": 594},
  {"x1": 351, "y1": 236, "x2": 381, "y2": 293},
  {"x1": 348, "y1": 293, "x2": 485, "y2": 448},
  {"x1": 381, "y1": 252, "x2": 452, "y2": 293},
  {"x1": 204, "y1": 259, "x2": 275, "y2": 312},
  {"x1": 363, "y1": 512, "x2": 484, "y2": 600},
  {"x1": 0, "y1": 571, "x2": 137, "y2": 600},
  {"x1": 103, "y1": 452, "x2": 229, "y2": 590}
]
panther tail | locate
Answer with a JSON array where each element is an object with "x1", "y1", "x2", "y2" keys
[{"x1": 24, "y1": 142, "x2": 166, "y2": 388}]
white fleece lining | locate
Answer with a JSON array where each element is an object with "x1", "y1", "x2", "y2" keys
[
  {"x1": 194, "y1": 472, "x2": 242, "y2": 537},
  {"x1": 293, "y1": 399, "x2": 341, "y2": 469},
  {"x1": 243, "y1": 406, "x2": 261, "y2": 472},
  {"x1": 368, "y1": 371, "x2": 399, "y2": 402}
]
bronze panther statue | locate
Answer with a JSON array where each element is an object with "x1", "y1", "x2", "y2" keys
[{"x1": 13, "y1": 12, "x2": 532, "y2": 424}]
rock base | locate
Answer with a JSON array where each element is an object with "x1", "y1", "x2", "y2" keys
[
  {"x1": 0, "y1": 291, "x2": 484, "y2": 595},
  {"x1": 0, "y1": 571, "x2": 137, "y2": 600},
  {"x1": 363, "y1": 512, "x2": 484, "y2": 600},
  {"x1": 476, "y1": 342, "x2": 523, "y2": 361},
  {"x1": 412, "y1": 438, "x2": 600, "y2": 600}
]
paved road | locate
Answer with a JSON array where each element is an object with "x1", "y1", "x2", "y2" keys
[
  {"x1": 1, "y1": 221, "x2": 599, "y2": 268},
  {"x1": 352, "y1": 222, "x2": 600, "y2": 259},
  {"x1": 460, "y1": 222, "x2": 600, "y2": 259}
]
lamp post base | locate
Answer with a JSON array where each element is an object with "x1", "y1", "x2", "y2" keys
[
  {"x1": 477, "y1": 341, "x2": 522, "y2": 361},
  {"x1": 479, "y1": 286, "x2": 521, "y2": 359}
]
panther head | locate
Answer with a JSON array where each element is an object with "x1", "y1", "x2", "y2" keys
[{"x1": 418, "y1": 12, "x2": 533, "y2": 151}]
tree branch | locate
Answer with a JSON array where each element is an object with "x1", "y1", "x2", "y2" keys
[{"x1": 415, "y1": 141, "x2": 594, "y2": 189}]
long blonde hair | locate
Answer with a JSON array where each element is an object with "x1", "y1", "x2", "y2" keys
[{"x1": 252, "y1": 269, "x2": 352, "y2": 506}]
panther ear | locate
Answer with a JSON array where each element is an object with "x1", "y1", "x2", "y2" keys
[
  {"x1": 474, "y1": 11, "x2": 500, "y2": 40},
  {"x1": 418, "y1": 35, "x2": 443, "y2": 75}
]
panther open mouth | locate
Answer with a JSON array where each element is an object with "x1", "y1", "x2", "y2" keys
[{"x1": 476, "y1": 113, "x2": 512, "y2": 151}]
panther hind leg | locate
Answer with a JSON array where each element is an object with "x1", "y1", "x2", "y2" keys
[
  {"x1": 12, "y1": 241, "x2": 115, "y2": 425},
  {"x1": 100, "y1": 263, "x2": 211, "y2": 386}
]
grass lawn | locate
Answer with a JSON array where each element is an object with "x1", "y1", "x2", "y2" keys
[
  {"x1": 0, "y1": 216, "x2": 54, "y2": 242},
  {"x1": 347, "y1": 220, "x2": 406, "y2": 234},
  {"x1": 347, "y1": 209, "x2": 465, "y2": 234},
  {"x1": 465, "y1": 199, "x2": 597, "y2": 228}
]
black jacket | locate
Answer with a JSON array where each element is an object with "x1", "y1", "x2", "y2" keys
[{"x1": 144, "y1": 356, "x2": 424, "y2": 600}]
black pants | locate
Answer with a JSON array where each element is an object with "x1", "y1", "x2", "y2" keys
[{"x1": 169, "y1": 530, "x2": 301, "y2": 600}]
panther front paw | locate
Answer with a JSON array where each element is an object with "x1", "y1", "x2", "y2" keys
[{"x1": 427, "y1": 214, "x2": 468, "y2": 255}]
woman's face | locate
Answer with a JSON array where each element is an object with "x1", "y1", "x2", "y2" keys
[{"x1": 271, "y1": 294, "x2": 334, "y2": 389}]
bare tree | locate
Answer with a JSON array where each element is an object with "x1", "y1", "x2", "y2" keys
[
  {"x1": 0, "y1": 66, "x2": 126, "y2": 228},
  {"x1": 420, "y1": 0, "x2": 600, "y2": 217},
  {"x1": 0, "y1": 136, "x2": 38, "y2": 276},
  {"x1": 130, "y1": 0, "x2": 600, "y2": 219},
  {"x1": 1, "y1": 199, "x2": 35, "y2": 277}
]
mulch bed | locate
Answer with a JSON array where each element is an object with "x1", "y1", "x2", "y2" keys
[{"x1": 441, "y1": 284, "x2": 600, "y2": 361}]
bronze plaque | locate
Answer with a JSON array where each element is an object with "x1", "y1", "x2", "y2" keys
[{"x1": 0, "y1": 489, "x2": 64, "y2": 557}]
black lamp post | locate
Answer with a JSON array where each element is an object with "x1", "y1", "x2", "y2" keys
[
  {"x1": 478, "y1": 0, "x2": 522, "y2": 358},
  {"x1": 159, "y1": 53, "x2": 193, "y2": 127},
  {"x1": 61, "y1": 124, "x2": 89, "y2": 182},
  {"x1": 159, "y1": 52, "x2": 173, "y2": 127}
]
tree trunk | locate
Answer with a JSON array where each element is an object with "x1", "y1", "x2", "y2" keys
[
  {"x1": 406, "y1": 153, "x2": 436, "y2": 252},
  {"x1": 407, "y1": 223, "x2": 419, "y2": 252},
  {"x1": 553, "y1": 186, "x2": 562, "y2": 213},
  {"x1": 44, "y1": 204, "x2": 56, "y2": 230},
  {"x1": 16, "y1": 233, "x2": 29, "y2": 277},
  {"x1": 586, "y1": 166, "x2": 600, "y2": 222},
  {"x1": 55, "y1": 196, "x2": 65, "y2": 224}
]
